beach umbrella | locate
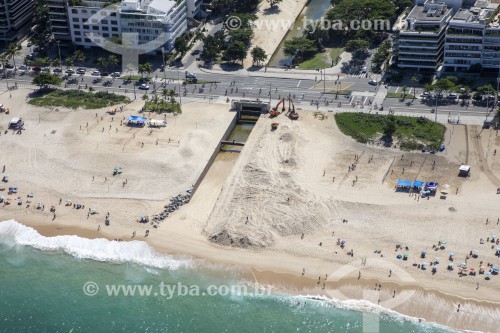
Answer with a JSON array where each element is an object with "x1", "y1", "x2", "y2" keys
[
  {"x1": 449, "y1": 252, "x2": 455, "y2": 256},
  {"x1": 492, "y1": 267, "x2": 499, "y2": 272},
  {"x1": 491, "y1": 236, "x2": 497, "y2": 240},
  {"x1": 422, "y1": 251, "x2": 427, "y2": 254},
  {"x1": 448, "y1": 263, "x2": 454, "y2": 269},
  {"x1": 470, "y1": 267, "x2": 475, "y2": 271},
  {"x1": 421, "y1": 262, "x2": 428, "y2": 266},
  {"x1": 485, "y1": 272, "x2": 491, "y2": 277},
  {"x1": 0, "y1": 195, "x2": 4, "y2": 199},
  {"x1": 434, "y1": 257, "x2": 440, "y2": 261},
  {"x1": 432, "y1": 265, "x2": 438, "y2": 269}
]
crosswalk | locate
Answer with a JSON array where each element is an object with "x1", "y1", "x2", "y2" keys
[{"x1": 344, "y1": 73, "x2": 368, "y2": 78}]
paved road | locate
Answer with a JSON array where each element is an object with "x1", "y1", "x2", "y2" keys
[{"x1": 1, "y1": 64, "x2": 493, "y2": 125}]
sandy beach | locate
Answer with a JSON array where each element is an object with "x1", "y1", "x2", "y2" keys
[{"x1": 1, "y1": 88, "x2": 500, "y2": 332}]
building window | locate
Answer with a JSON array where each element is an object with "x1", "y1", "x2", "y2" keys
[
  {"x1": 73, "y1": 24, "x2": 80, "y2": 29},
  {"x1": 72, "y1": 17, "x2": 79, "y2": 22},
  {"x1": 111, "y1": 12, "x2": 116, "y2": 16},
  {"x1": 111, "y1": 20, "x2": 117, "y2": 25},
  {"x1": 103, "y1": 33, "x2": 109, "y2": 37},
  {"x1": 75, "y1": 31, "x2": 81, "y2": 35},
  {"x1": 92, "y1": 26, "x2": 99, "y2": 30},
  {"x1": 75, "y1": 37, "x2": 82, "y2": 42},
  {"x1": 102, "y1": 20, "x2": 108, "y2": 24},
  {"x1": 81, "y1": 10, "x2": 87, "y2": 14},
  {"x1": 92, "y1": 19, "x2": 98, "y2": 24},
  {"x1": 72, "y1": 9, "x2": 77, "y2": 13},
  {"x1": 101, "y1": 11, "x2": 107, "y2": 16},
  {"x1": 85, "y1": 38, "x2": 91, "y2": 43},
  {"x1": 83, "y1": 25, "x2": 89, "y2": 29},
  {"x1": 112, "y1": 27, "x2": 118, "y2": 32}
]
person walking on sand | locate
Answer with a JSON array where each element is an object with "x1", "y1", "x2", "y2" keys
[
  {"x1": 145, "y1": 230, "x2": 149, "y2": 237},
  {"x1": 97, "y1": 225, "x2": 101, "y2": 231},
  {"x1": 132, "y1": 231, "x2": 136, "y2": 238},
  {"x1": 358, "y1": 271, "x2": 361, "y2": 279}
]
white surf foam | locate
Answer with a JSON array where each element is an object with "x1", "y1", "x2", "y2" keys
[{"x1": 0, "y1": 220, "x2": 192, "y2": 270}]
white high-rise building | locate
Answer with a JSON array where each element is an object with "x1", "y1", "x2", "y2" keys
[{"x1": 51, "y1": 0, "x2": 201, "y2": 52}]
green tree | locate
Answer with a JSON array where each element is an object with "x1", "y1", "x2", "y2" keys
[
  {"x1": 433, "y1": 78, "x2": 455, "y2": 96},
  {"x1": 108, "y1": 54, "x2": 119, "y2": 72},
  {"x1": 138, "y1": 63, "x2": 153, "y2": 78},
  {"x1": 201, "y1": 34, "x2": 224, "y2": 63},
  {"x1": 268, "y1": 0, "x2": 283, "y2": 7},
  {"x1": 383, "y1": 115, "x2": 396, "y2": 139},
  {"x1": 167, "y1": 89, "x2": 178, "y2": 111},
  {"x1": 224, "y1": 41, "x2": 247, "y2": 64},
  {"x1": 6, "y1": 43, "x2": 20, "y2": 69},
  {"x1": 411, "y1": 76, "x2": 418, "y2": 100},
  {"x1": 283, "y1": 37, "x2": 318, "y2": 63},
  {"x1": 52, "y1": 58, "x2": 61, "y2": 68},
  {"x1": 174, "y1": 36, "x2": 189, "y2": 55},
  {"x1": 32, "y1": 72, "x2": 63, "y2": 90},
  {"x1": 95, "y1": 57, "x2": 107, "y2": 72},
  {"x1": 65, "y1": 56, "x2": 74, "y2": 69},
  {"x1": 251, "y1": 46, "x2": 267, "y2": 66},
  {"x1": 345, "y1": 39, "x2": 370, "y2": 59},
  {"x1": 73, "y1": 50, "x2": 86, "y2": 66},
  {"x1": 401, "y1": 85, "x2": 408, "y2": 100}
]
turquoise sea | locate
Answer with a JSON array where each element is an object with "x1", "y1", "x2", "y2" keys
[{"x1": 0, "y1": 220, "x2": 455, "y2": 333}]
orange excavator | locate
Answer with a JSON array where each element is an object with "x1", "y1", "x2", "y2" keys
[
  {"x1": 269, "y1": 98, "x2": 285, "y2": 117},
  {"x1": 287, "y1": 97, "x2": 299, "y2": 120}
]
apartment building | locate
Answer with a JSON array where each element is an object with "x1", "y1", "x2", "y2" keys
[
  {"x1": 0, "y1": 0, "x2": 35, "y2": 43},
  {"x1": 393, "y1": 0, "x2": 500, "y2": 73},
  {"x1": 392, "y1": 0, "x2": 455, "y2": 71},
  {"x1": 443, "y1": 0, "x2": 499, "y2": 73},
  {"x1": 49, "y1": 0, "x2": 201, "y2": 52}
]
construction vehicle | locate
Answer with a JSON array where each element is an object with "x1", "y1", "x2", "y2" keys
[
  {"x1": 287, "y1": 98, "x2": 299, "y2": 120},
  {"x1": 271, "y1": 122, "x2": 279, "y2": 130},
  {"x1": 269, "y1": 98, "x2": 285, "y2": 117}
]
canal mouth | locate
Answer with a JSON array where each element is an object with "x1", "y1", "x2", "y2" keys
[{"x1": 220, "y1": 115, "x2": 259, "y2": 152}]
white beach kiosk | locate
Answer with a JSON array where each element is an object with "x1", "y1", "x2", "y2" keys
[{"x1": 459, "y1": 165, "x2": 470, "y2": 177}]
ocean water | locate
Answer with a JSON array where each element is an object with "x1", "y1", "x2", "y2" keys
[{"x1": 0, "y1": 220, "x2": 455, "y2": 333}]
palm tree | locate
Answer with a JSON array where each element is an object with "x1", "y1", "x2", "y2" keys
[
  {"x1": 96, "y1": 57, "x2": 108, "y2": 72},
  {"x1": 126, "y1": 63, "x2": 134, "y2": 80},
  {"x1": 167, "y1": 89, "x2": 178, "y2": 111},
  {"x1": 411, "y1": 76, "x2": 418, "y2": 100},
  {"x1": 140, "y1": 62, "x2": 153, "y2": 79},
  {"x1": 73, "y1": 50, "x2": 86, "y2": 67},
  {"x1": 6, "y1": 43, "x2": 20, "y2": 69},
  {"x1": 401, "y1": 85, "x2": 408, "y2": 100},
  {"x1": 108, "y1": 54, "x2": 118, "y2": 73},
  {"x1": 142, "y1": 93, "x2": 149, "y2": 102},
  {"x1": 65, "y1": 56, "x2": 74, "y2": 69},
  {"x1": 138, "y1": 63, "x2": 146, "y2": 79},
  {"x1": 162, "y1": 88, "x2": 168, "y2": 102},
  {"x1": 52, "y1": 58, "x2": 61, "y2": 68}
]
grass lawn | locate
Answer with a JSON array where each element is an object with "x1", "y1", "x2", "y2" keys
[
  {"x1": 298, "y1": 47, "x2": 344, "y2": 70},
  {"x1": 325, "y1": 90, "x2": 352, "y2": 95},
  {"x1": 29, "y1": 89, "x2": 129, "y2": 109},
  {"x1": 335, "y1": 112, "x2": 445, "y2": 150},
  {"x1": 386, "y1": 92, "x2": 415, "y2": 99}
]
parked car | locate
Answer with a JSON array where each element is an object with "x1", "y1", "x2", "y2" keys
[
  {"x1": 100, "y1": 72, "x2": 109, "y2": 77},
  {"x1": 53, "y1": 68, "x2": 62, "y2": 73},
  {"x1": 361, "y1": 66, "x2": 367, "y2": 73},
  {"x1": 42, "y1": 67, "x2": 51, "y2": 72},
  {"x1": 32, "y1": 66, "x2": 41, "y2": 72},
  {"x1": 111, "y1": 72, "x2": 121, "y2": 77},
  {"x1": 91, "y1": 70, "x2": 100, "y2": 76},
  {"x1": 4, "y1": 63, "x2": 14, "y2": 69},
  {"x1": 420, "y1": 92, "x2": 431, "y2": 98},
  {"x1": 368, "y1": 79, "x2": 377, "y2": 86},
  {"x1": 65, "y1": 68, "x2": 75, "y2": 74},
  {"x1": 447, "y1": 93, "x2": 458, "y2": 99},
  {"x1": 186, "y1": 72, "x2": 197, "y2": 79},
  {"x1": 18, "y1": 65, "x2": 28, "y2": 71},
  {"x1": 139, "y1": 83, "x2": 150, "y2": 90},
  {"x1": 76, "y1": 67, "x2": 86, "y2": 74}
]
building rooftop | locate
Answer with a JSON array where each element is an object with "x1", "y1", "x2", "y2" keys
[{"x1": 407, "y1": 1, "x2": 452, "y2": 22}]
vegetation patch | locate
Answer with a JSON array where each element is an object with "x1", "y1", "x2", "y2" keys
[
  {"x1": 29, "y1": 90, "x2": 129, "y2": 109},
  {"x1": 334, "y1": 112, "x2": 445, "y2": 150}
]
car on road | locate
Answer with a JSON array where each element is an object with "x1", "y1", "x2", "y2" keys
[
  {"x1": 186, "y1": 72, "x2": 197, "y2": 79},
  {"x1": 18, "y1": 65, "x2": 28, "y2": 71},
  {"x1": 191, "y1": 49, "x2": 200, "y2": 55},
  {"x1": 26, "y1": 53, "x2": 35, "y2": 60},
  {"x1": 361, "y1": 66, "x2": 367, "y2": 73},
  {"x1": 420, "y1": 92, "x2": 431, "y2": 98},
  {"x1": 65, "y1": 68, "x2": 75, "y2": 74},
  {"x1": 91, "y1": 70, "x2": 100, "y2": 76},
  {"x1": 53, "y1": 68, "x2": 62, "y2": 73},
  {"x1": 368, "y1": 79, "x2": 377, "y2": 86},
  {"x1": 139, "y1": 83, "x2": 150, "y2": 90},
  {"x1": 100, "y1": 72, "x2": 109, "y2": 77},
  {"x1": 4, "y1": 63, "x2": 14, "y2": 69},
  {"x1": 76, "y1": 67, "x2": 86, "y2": 74},
  {"x1": 111, "y1": 72, "x2": 121, "y2": 77},
  {"x1": 27, "y1": 42, "x2": 32, "y2": 47},
  {"x1": 32, "y1": 66, "x2": 41, "y2": 72},
  {"x1": 447, "y1": 93, "x2": 458, "y2": 99},
  {"x1": 42, "y1": 67, "x2": 51, "y2": 72}
]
